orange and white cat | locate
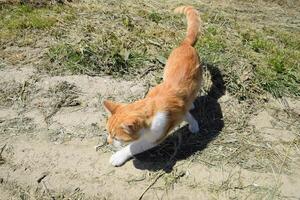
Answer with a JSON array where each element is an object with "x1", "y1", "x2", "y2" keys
[{"x1": 103, "y1": 6, "x2": 202, "y2": 166}]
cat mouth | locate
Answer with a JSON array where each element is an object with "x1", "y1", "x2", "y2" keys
[
  {"x1": 112, "y1": 139, "x2": 129, "y2": 150},
  {"x1": 105, "y1": 132, "x2": 130, "y2": 150}
]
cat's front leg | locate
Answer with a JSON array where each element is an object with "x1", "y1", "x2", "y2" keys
[
  {"x1": 110, "y1": 112, "x2": 167, "y2": 167},
  {"x1": 110, "y1": 139, "x2": 157, "y2": 167},
  {"x1": 109, "y1": 146, "x2": 132, "y2": 167}
]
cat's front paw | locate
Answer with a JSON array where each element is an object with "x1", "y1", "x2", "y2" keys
[
  {"x1": 109, "y1": 150, "x2": 130, "y2": 167},
  {"x1": 189, "y1": 121, "x2": 199, "y2": 133}
]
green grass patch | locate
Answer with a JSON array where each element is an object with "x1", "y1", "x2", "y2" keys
[
  {"x1": 0, "y1": 4, "x2": 75, "y2": 44},
  {"x1": 43, "y1": 2, "x2": 180, "y2": 78},
  {"x1": 196, "y1": 7, "x2": 299, "y2": 99},
  {"x1": 148, "y1": 12, "x2": 162, "y2": 23},
  {"x1": 47, "y1": 38, "x2": 148, "y2": 77},
  {"x1": 198, "y1": 26, "x2": 226, "y2": 53},
  {"x1": 1, "y1": 5, "x2": 56, "y2": 30},
  {"x1": 242, "y1": 29, "x2": 300, "y2": 97},
  {"x1": 36, "y1": 1, "x2": 300, "y2": 98}
]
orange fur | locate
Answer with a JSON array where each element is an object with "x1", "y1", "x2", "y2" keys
[{"x1": 104, "y1": 6, "x2": 202, "y2": 145}]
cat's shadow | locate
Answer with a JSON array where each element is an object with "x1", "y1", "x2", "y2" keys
[{"x1": 133, "y1": 63, "x2": 225, "y2": 172}]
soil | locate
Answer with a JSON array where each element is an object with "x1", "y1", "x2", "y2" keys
[{"x1": 0, "y1": 65, "x2": 299, "y2": 199}]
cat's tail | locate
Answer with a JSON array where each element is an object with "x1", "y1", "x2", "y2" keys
[{"x1": 174, "y1": 6, "x2": 201, "y2": 46}]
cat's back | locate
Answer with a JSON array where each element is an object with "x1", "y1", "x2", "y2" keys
[{"x1": 163, "y1": 44, "x2": 200, "y2": 82}]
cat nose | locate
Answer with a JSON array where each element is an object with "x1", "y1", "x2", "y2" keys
[{"x1": 107, "y1": 136, "x2": 113, "y2": 144}]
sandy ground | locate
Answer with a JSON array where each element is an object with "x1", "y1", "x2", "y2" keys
[{"x1": 0, "y1": 65, "x2": 300, "y2": 199}]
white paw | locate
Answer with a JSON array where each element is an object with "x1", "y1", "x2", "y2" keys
[
  {"x1": 189, "y1": 122, "x2": 199, "y2": 133},
  {"x1": 109, "y1": 150, "x2": 130, "y2": 167}
]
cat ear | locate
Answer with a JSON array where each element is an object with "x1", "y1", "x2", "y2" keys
[{"x1": 103, "y1": 100, "x2": 120, "y2": 115}]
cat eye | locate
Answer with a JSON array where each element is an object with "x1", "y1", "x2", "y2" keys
[{"x1": 114, "y1": 137, "x2": 122, "y2": 142}]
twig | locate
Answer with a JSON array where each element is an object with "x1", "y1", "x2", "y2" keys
[
  {"x1": 42, "y1": 181, "x2": 55, "y2": 200},
  {"x1": 20, "y1": 81, "x2": 28, "y2": 103},
  {"x1": 127, "y1": 174, "x2": 147, "y2": 184},
  {"x1": 279, "y1": 141, "x2": 293, "y2": 174},
  {"x1": 197, "y1": 159, "x2": 216, "y2": 166},
  {"x1": 0, "y1": 144, "x2": 6, "y2": 155},
  {"x1": 142, "y1": 83, "x2": 151, "y2": 98},
  {"x1": 140, "y1": 66, "x2": 156, "y2": 78},
  {"x1": 0, "y1": 144, "x2": 7, "y2": 165},
  {"x1": 164, "y1": 132, "x2": 182, "y2": 170},
  {"x1": 138, "y1": 172, "x2": 165, "y2": 200},
  {"x1": 37, "y1": 172, "x2": 49, "y2": 183},
  {"x1": 94, "y1": 143, "x2": 106, "y2": 151},
  {"x1": 69, "y1": 187, "x2": 81, "y2": 198},
  {"x1": 95, "y1": 134, "x2": 108, "y2": 151},
  {"x1": 137, "y1": 133, "x2": 185, "y2": 199},
  {"x1": 44, "y1": 100, "x2": 64, "y2": 123},
  {"x1": 148, "y1": 40, "x2": 161, "y2": 47}
]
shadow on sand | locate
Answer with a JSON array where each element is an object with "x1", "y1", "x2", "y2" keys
[{"x1": 133, "y1": 63, "x2": 226, "y2": 172}]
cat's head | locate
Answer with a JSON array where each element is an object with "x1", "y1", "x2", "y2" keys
[{"x1": 103, "y1": 100, "x2": 144, "y2": 147}]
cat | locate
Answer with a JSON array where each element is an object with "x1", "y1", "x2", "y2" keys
[{"x1": 103, "y1": 6, "x2": 202, "y2": 166}]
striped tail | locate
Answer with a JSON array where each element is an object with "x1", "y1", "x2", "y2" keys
[{"x1": 174, "y1": 6, "x2": 201, "y2": 46}]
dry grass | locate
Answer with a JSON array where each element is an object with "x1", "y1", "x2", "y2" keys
[
  {"x1": 0, "y1": 179, "x2": 88, "y2": 200},
  {"x1": 0, "y1": 117, "x2": 35, "y2": 135},
  {"x1": 0, "y1": 3, "x2": 76, "y2": 46},
  {"x1": 0, "y1": 0, "x2": 299, "y2": 199},
  {"x1": 1, "y1": 0, "x2": 299, "y2": 97},
  {"x1": 0, "y1": 79, "x2": 37, "y2": 107},
  {"x1": 41, "y1": 81, "x2": 80, "y2": 123}
]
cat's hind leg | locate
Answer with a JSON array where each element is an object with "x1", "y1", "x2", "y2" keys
[
  {"x1": 189, "y1": 102, "x2": 195, "y2": 110},
  {"x1": 185, "y1": 112, "x2": 199, "y2": 134}
]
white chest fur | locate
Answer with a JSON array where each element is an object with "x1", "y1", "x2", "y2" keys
[{"x1": 109, "y1": 112, "x2": 168, "y2": 166}]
